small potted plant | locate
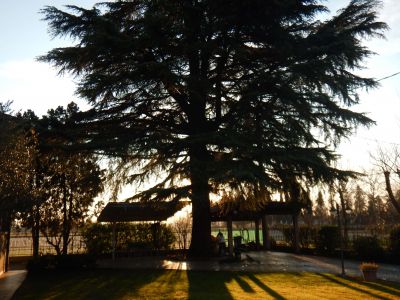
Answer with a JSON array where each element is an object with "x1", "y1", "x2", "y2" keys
[{"x1": 360, "y1": 262, "x2": 379, "y2": 281}]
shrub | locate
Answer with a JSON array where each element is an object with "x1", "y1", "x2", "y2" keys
[
  {"x1": 389, "y1": 225, "x2": 400, "y2": 258},
  {"x1": 269, "y1": 237, "x2": 277, "y2": 249},
  {"x1": 282, "y1": 226, "x2": 293, "y2": 246},
  {"x1": 282, "y1": 226, "x2": 318, "y2": 249},
  {"x1": 155, "y1": 224, "x2": 176, "y2": 250},
  {"x1": 353, "y1": 236, "x2": 384, "y2": 261},
  {"x1": 316, "y1": 226, "x2": 339, "y2": 254},
  {"x1": 299, "y1": 227, "x2": 318, "y2": 248},
  {"x1": 81, "y1": 223, "x2": 176, "y2": 255},
  {"x1": 81, "y1": 223, "x2": 113, "y2": 255}
]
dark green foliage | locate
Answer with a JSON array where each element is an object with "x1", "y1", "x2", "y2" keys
[
  {"x1": 282, "y1": 226, "x2": 318, "y2": 248},
  {"x1": 389, "y1": 225, "x2": 400, "y2": 258},
  {"x1": 352, "y1": 236, "x2": 384, "y2": 260},
  {"x1": 316, "y1": 226, "x2": 339, "y2": 254},
  {"x1": 82, "y1": 223, "x2": 113, "y2": 255},
  {"x1": 16, "y1": 105, "x2": 104, "y2": 257},
  {"x1": 82, "y1": 223, "x2": 176, "y2": 255},
  {"x1": 40, "y1": 0, "x2": 387, "y2": 255},
  {"x1": 0, "y1": 111, "x2": 39, "y2": 220}
]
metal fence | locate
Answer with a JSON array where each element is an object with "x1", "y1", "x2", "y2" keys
[
  {"x1": 9, "y1": 233, "x2": 86, "y2": 257},
  {"x1": 8, "y1": 225, "x2": 394, "y2": 256},
  {"x1": 211, "y1": 224, "x2": 393, "y2": 249}
]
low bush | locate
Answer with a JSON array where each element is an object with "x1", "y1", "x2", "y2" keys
[
  {"x1": 282, "y1": 226, "x2": 318, "y2": 248},
  {"x1": 353, "y1": 236, "x2": 384, "y2": 261},
  {"x1": 389, "y1": 225, "x2": 400, "y2": 260},
  {"x1": 316, "y1": 226, "x2": 339, "y2": 254},
  {"x1": 82, "y1": 223, "x2": 176, "y2": 255}
]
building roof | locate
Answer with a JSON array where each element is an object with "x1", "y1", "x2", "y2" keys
[
  {"x1": 97, "y1": 198, "x2": 306, "y2": 223},
  {"x1": 97, "y1": 200, "x2": 189, "y2": 223}
]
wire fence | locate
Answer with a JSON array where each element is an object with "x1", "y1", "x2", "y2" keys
[
  {"x1": 212, "y1": 224, "x2": 393, "y2": 249},
  {"x1": 8, "y1": 225, "x2": 394, "y2": 256},
  {"x1": 9, "y1": 233, "x2": 86, "y2": 257}
]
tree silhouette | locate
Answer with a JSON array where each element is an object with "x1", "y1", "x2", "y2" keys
[
  {"x1": 40, "y1": 105, "x2": 104, "y2": 255},
  {"x1": 40, "y1": 0, "x2": 386, "y2": 255},
  {"x1": 314, "y1": 191, "x2": 328, "y2": 226}
]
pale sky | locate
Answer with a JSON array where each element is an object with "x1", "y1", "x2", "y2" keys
[{"x1": 0, "y1": 0, "x2": 399, "y2": 173}]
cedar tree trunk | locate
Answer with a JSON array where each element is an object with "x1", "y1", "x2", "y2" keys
[{"x1": 189, "y1": 145, "x2": 211, "y2": 256}]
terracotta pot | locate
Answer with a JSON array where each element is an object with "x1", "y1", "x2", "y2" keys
[{"x1": 362, "y1": 269, "x2": 378, "y2": 281}]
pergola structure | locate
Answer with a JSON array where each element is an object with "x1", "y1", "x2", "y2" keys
[
  {"x1": 98, "y1": 200, "x2": 189, "y2": 259},
  {"x1": 98, "y1": 200, "x2": 306, "y2": 258},
  {"x1": 98, "y1": 201, "x2": 189, "y2": 223},
  {"x1": 211, "y1": 201, "x2": 306, "y2": 255}
]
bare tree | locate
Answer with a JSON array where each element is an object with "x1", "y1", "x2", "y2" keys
[
  {"x1": 172, "y1": 214, "x2": 192, "y2": 250},
  {"x1": 372, "y1": 146, "x2": 400, "y2": 216},
  {"x1": 314, "y1": 191, "x2": 328, "y2": 226},
  {"x1": 337, "y1": 181, "x2": 352, "y2": 245},
  {"x1": 362, "y1": 169, "x2": 385, "y2": 226}
]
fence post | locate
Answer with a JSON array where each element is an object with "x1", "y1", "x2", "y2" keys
[
  {"x1": 112, "y1": 222, "x2": 117, "y2": 261},
  {"x1": 255, "y1": 218, "x2": 260, "y2": 249},
  {"x1": 292, "y1": 214, "x2": 300, "y2": 254},
  {"x1": 227, "y1": 218, "x2": 233, "y2": 256}
]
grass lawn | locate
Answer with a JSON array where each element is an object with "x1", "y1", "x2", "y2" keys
[{"x1": 13, "y1": 269, "x2": 400, "y2": 300}]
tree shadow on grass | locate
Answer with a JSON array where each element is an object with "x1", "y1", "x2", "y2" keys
[
  {"x1": 342, "y1": 277, "x2": 400, "y2": 298},
  {"x1": 12, "y1": 269, "x2": 177, "y2": 300},
  {"x1": 187, "y1": 270, "x2": 234, "y2": 300},
  {"x1": 233, "y1": 274, "x2": 255, "y2": 293},
  {"x1": 246, "y1": 273, "x2": 286, "y2": 300},
  {"x1": 186, "y1": 271, "x2": 286, "y2": 300},
  {"x1": 316, "y1": 273, "x2": 392, "y2": 300}
]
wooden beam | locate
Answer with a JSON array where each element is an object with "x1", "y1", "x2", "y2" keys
[
  {"x1": 292, "y1": 214, "x2": 300, "y2": 253},
  {"x1": 112, "y1": 222, "x2": 117, "y2": 261},
  {"x1": 261, "y1": 215, "x2": 270, "y2": 250},
  {"x1": 227, "y1": 217, "x2": 233, "y2": 256},
  {"x1": 255, "y1": 219, "x2": 260, "y2": 250}
]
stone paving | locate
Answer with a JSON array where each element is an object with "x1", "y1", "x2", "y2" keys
[
  {"x1": 98, "y1": 251, "x2": 400, "y2": 282},
  {"x1": 0, "y1": 270, "x2": 27, "y2": 300}
]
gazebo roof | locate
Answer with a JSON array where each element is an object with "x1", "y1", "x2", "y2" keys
[
  {"x1": 97, "y1": 200, "x2": 189, "y2": 223},
  {"x1": 210, "y1": 201, "x2": 306, "y2": 221}
]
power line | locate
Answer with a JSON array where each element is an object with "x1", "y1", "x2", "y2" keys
[
  {"x1": 355, "y1": 135, "x2": 400, "y2": 146},
  {"x1": 377, "y1": 71, "x2": 400, "y2": 82}
]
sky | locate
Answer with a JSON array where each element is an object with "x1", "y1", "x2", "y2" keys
[{"x1": 0, "y1": 0, "x2": 400, "y2": 174}]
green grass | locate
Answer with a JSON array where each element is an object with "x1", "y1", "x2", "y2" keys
[{"x1": 13, "y1": 269, "x2": 400, "y2": 300}]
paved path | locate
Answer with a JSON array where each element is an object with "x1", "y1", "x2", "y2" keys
[
  {"x1": 98, "y1": 251, "x2": 400, "y2": 282},
  {"x1": 247, "y1": 251, "x2": 400, "y2": 282},
  {"x1": 0, "y1": 270, "x2": 27, "y2": 300}
]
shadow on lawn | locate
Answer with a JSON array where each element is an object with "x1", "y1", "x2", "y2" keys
[
  {"x1": 187, "y1": 270, "x2": 234, "y2": 300},
  {"x1": 246, "y1": 273, "x2": 286, "y2": 299},
  {"x1": 316, "y1": 273, "x2": 400, "y2": 300},
  {"x1": 12, "y1": 269, "x2": 174, "y2": 300},
  {"x1": 186, "y1": 271, "x2": 286, "y2": 300},
  {"x1": 355, "y1": 280, "x2": 400, "y2": 298}
]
